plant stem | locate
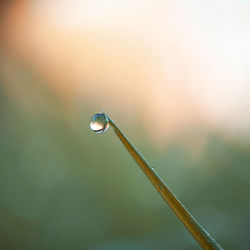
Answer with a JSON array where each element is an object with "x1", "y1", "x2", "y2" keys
[{"x1": 108, "y1": 116, "x2": 222, "y2": 250}]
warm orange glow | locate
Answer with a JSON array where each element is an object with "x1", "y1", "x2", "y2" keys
[{"x1": 1, "y1": 0, "x2": 250, "y2": 142}]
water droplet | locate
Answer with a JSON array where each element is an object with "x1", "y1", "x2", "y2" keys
[{"x1": 90, "y1": 112, "x2": 110, "y2": 133}]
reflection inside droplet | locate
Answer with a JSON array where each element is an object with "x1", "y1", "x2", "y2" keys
[{"x1": 90, "y1": 112, "x2": 109, "y2": 133}]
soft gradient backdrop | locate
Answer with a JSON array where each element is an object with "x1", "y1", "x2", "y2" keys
[{"x1": 0, "y1": 1, "x2": 250, "y2": 249}]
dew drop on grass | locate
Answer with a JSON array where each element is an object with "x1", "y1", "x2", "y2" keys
[{"x1": 90, "y1": 112, "x2": 109, "y2": 133}]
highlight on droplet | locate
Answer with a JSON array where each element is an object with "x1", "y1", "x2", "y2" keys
[{"x1": 90, "y1": 112, "x2": 110, "y2": 133}]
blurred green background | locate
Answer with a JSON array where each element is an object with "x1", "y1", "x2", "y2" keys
[{"x1": 1, "y1": 1, "x2": 250, "y2": 249}]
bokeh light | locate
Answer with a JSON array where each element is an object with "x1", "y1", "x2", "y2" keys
[{"x1": 1, "y1": 0, "x2": 250, "y2": 249}]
